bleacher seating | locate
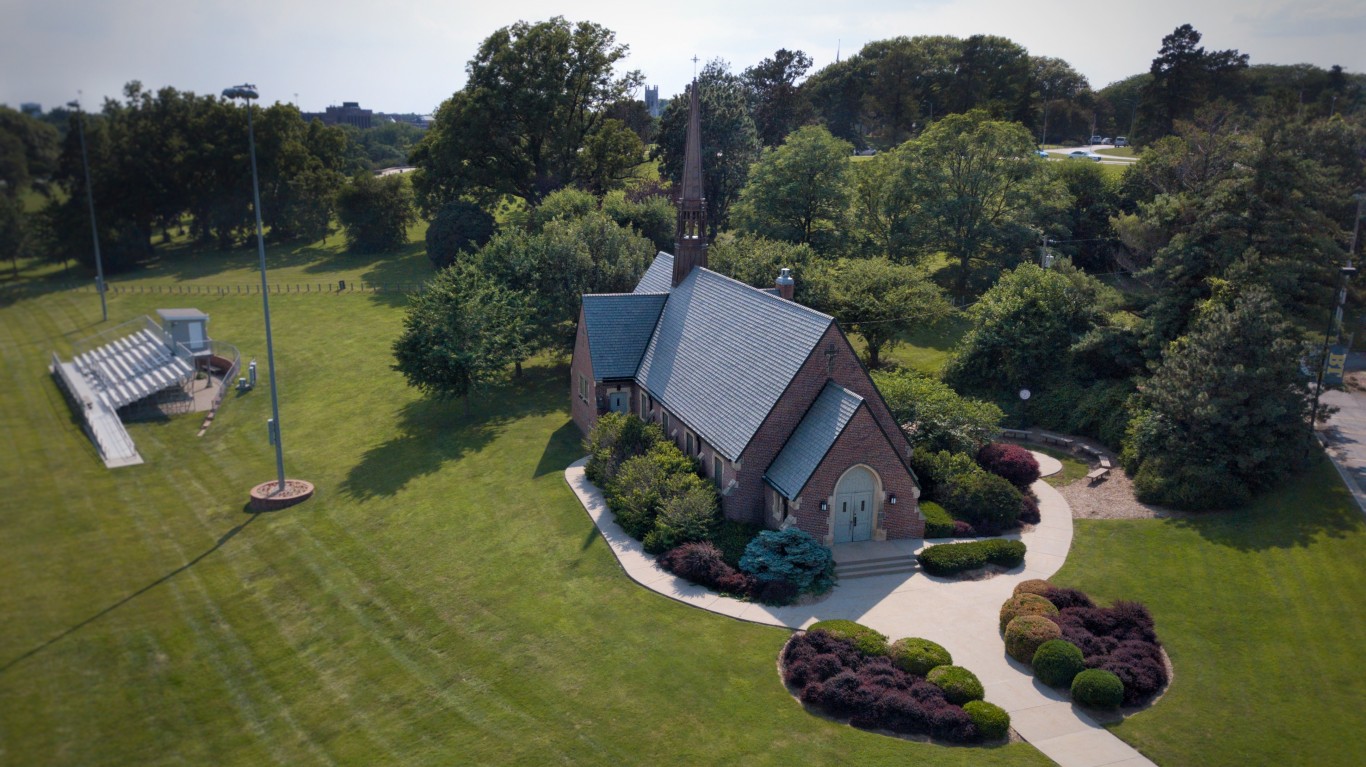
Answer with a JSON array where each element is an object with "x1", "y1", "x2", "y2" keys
[{"x1": 74, "y1": 328, "x2": 194, "y2": 411}]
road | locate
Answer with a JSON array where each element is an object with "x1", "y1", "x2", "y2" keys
[{"x1": 1044, "y1": 144, "x2": 1138, "y2": 166}]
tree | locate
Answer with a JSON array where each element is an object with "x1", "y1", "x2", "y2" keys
[
  {"x1": 475, "y1": 210, "x2": 653, "y2": 356},
  {"x1": 652, "y1": 60, "x2": 761, "y2": 236},
  {"x1": 578, "y1": 118, "x2": 646, "y2": 196},
  {"x1": 602, "y1": 191, "x2": 673, "y2": 253},
  {"x1": 1135, "y1": 24, "x2": 1248, "y2": 143},
  {"x1": 392, "y1": 264, "x2": 530, "y2": 414},
  {"x1": 1046, "y1": 160, "x2": 1120, "y2": 270},
  {"x1": 820, "y1": 258, "x2": 952, "y2": 368},
  {"x1": 336, "y1": 173, "x2": 416, "y2": 252},
  {"x1": 410, "y1": 17, "x2": 642, "y2": 211},
  {"x1": 944, "y1": 261, "x2": 1115, "y2": 395},
  {"x1": 731, "y1": 125, "x2": 851, "y2": 252},
  {"x1": 706, "y1": 232, "x2": 825, "y2": 305},
  {"x1": 898, "y1": 111, "x2": 1063, "y2": 296},
  {"x1": 0, "y1": 192, "x2": 23, "y2": 276},
  {"x1": 1123, "y1": 286, "x2": 1311, "y2": 509},
  {"x1": 742, "y1": 48, "x2": 814, "y2": 147},
  {"x1": 848, "y1": 147, "x2": 917, "y2": 262},
  {"x1": 426, "y1": 200, "x2": 495, "y2": 269},
  {"x1": 873, "y1": 370, "x2": 1003, "y2": 454}
]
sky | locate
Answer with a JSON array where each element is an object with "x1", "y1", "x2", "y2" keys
[{"x1": 3, "y1": 0, "x2": 1365, "y2": 114}]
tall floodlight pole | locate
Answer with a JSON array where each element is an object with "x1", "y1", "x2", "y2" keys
[
  {"x1": 68, "y1": 98, "x2": 107, "y2": 322},
  {"x1": 1308, "y1": 189, "x2": 1365, "y2": 447},
  {"x1": 224, "y1": 84, "x2": 286, "y2": 496}
]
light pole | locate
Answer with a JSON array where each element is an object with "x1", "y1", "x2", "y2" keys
[
  {"x1": 224, "y1": 83, "x2": 287, "y2": 497},
  {"x1": 67, "y1": 97, "x2": 107, "y2": 322},
  {"x1": 1308, "y1": 190, "x2": 1365, "y2": 445}
]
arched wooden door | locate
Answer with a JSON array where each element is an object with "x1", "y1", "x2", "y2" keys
[{"x1": 833, "y1": 466, "x2": 877, "y2": 543}]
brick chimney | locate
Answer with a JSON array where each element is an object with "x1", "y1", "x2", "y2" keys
[{"x1": 775, "y1": 267, "x2": 795, "y2": 301}]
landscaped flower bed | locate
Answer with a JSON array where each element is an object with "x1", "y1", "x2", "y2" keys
[
  {"x1": 1000, "y1": 580, "x2": 1169, "y2": 710},
  {"x1": 916, "y1": 538, "x2": 1026, "y2": 576},
  {"x1": 780, "y1": 622, "x2": 1010, "y2": 744}
]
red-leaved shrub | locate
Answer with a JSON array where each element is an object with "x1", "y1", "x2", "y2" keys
[
  {"x1": 1019, "y1": 494, "x2": 1041, "y2": 525},
  {"x1": 1045, "y1": 587, "x2": 1097, "y2": 610},
  {"x1": 976, "y1": 442, "x2": 1041, "y2": 489}
]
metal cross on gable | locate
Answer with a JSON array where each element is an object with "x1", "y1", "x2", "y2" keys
[{"x1": 825, "y1": 343, "x2": 837, "y2": 372}]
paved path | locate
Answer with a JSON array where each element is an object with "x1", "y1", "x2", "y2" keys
[
  {"x1": 564, "y1": 455, "x2": 1156, "y2": 767},
  {"x1": 1319, "y1": 382, "x2": 1366, "y2": 516}
]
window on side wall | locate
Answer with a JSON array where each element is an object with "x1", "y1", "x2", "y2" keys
[
  {"x1": 578, "y1": 374, "x2": 588, "y2": 402},
  {"x1": 713, "y1": 456, "x2": 723, "y2": 486}
]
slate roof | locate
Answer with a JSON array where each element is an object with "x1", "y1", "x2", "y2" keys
[
  {"x1": 764, "y1": 382, "x2": 865, "y2": 499},
  {"x1": 635, "y1": 264, "x2": 834, "y2": 460},
  {"x1": 634, "y1": 252, "x2": 674, "y2": 294},
  {"x1": 581, "y1": 293, "x2": 668, "y2": 380}
]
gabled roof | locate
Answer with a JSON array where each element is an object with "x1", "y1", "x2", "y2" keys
[
  {"x1": 635, "y1": 264, "x2": 833, "y2": 460},
  {"x1": 764, "y1": 382, "x2": 864, "y2": 499},
  {"x1": 634, "y1": 252, "x2": 674, "y2": 294},
  {"x1": 581, "y1": 293, "x2": 668, "y2": 380}
]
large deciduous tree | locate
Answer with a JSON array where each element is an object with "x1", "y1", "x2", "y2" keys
[
  {"x1": 741, "y1": 48, "x2": 814, "y2": 147},
  {"x1": 898, "y1": 111, "x2": 1063, "y2": 296},
  {"x1": 820, "y1": 258, "x2": 951, "y2": 368},
  {"x1": 652, "y1": 60, "x2": 761, "y2": 236},
  {"x1": 731, "y1": 125, "x2": 851, "y2": 252},
  {"x1": 410, "y1": 17, "x2": 642, "y2": 212},
  {"x1": 336, "y1": 173, "x2": 416, "y2": 252},
  {"x1": 392, "y1": 264, "x2": 530, "y2": 414}
]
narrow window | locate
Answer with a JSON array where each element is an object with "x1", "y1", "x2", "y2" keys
[
  {"x1": 662, "y1": 412, "x2": 670, "y2": 435},
  {"x1": 578, "y1": 374, "x2": 587, "y2": 401},
  {"x1": 713, "y1": 456, "x2": 723, "y2": 486},
  {"x1": 686, "y1": 432, "x2": 693, "y2": 456}
]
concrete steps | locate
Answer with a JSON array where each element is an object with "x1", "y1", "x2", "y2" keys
[{"x1": 834, "y1": 554, "x2": 918, "y2": 580}]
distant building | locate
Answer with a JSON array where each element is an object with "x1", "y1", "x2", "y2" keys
[
  {"x1": 645, "y1": 85, "x2": 661, "y2": 118},
  {"x1": 306, "y1": 101, "x2": 372, "y2": 130},
  {"x1": 20, "y1": 102, "x2": 41, "y2": 116}
]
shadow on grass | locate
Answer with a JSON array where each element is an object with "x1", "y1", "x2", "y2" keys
[
  {"x1": 1164, "y1": 457, "x2": 1364, "y2": 551},
  {"x1": 340, "y1": 364, "x2": 568, "y2": 499},
  {"x1": 535, "y1": 421, "x2": 583, "y2": 478},
  {"x1": 0, "y1": 512, "x2": 261, "y2": 675}
]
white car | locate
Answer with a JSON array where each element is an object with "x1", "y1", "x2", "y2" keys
[{"x1": 1068, "y1": 150, "x2": 1103, "y2": 162}]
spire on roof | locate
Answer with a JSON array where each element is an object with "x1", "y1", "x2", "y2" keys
[{"x1": 673, "y1": 78, "x2": 709, "y2": 287}]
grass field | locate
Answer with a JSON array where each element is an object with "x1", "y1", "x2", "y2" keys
[
  {"x1": 0, "y1": 243, "x2": 1050, "y2": 766},
  {"x1": 5, "y1": 233, "x2": 1365, "y2": 765}
]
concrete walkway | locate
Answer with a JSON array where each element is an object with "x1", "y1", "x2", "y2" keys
[{"x1": 564, "y1": 454, "x2": 1156, "y2": 767}]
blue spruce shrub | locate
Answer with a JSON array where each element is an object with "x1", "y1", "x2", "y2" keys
[{"x1": 739, "y1": 528, "x2": 836, "y2": 594}]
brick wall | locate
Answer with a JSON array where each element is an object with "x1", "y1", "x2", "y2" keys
[
  {"x1": 569, "y1": 310, "x2": 598, "y2": 437},
  {"x1": 730, "y1": 324, "x2": 920, "y2": 527},
  {"x1": 793, "y1": 405, "x2": 924, "y2": 541}
]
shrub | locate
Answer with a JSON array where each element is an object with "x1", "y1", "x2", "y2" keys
[
  {"x1": 926, "y1": 665, "x2": 984, "y2": 705},
  {"x1": 710, "y1": 519, "x2": 762, "y2": 568},
  {"x1": 608, "y1": 454, "x2": 670, "y2": 538},
  {"x1": 976, "y1": 442, "x2": 1041, "y2": 489},
  {"x1": 917, "y1": 539, "x2": 1026, "y2": 576},
  {"x1": 646, "y1": 476, "x2": 719, "y2": 553},
  {"x1": 1130, "y1": 457, "x2": 1251, "y2": 511},
  {"x1": 1103, "y1": 640, "x2": 1167, "y2": 705},
  {"x1": 872, "y1": 690, "x2": 930, "y2": 734},
  {"x1": 658, "y1": 542, "x2": 731, "y2": 591},
  {"x1": 952, "y1": 520, "x2": 977, "y2": 537},
  {"x1": 1019, "y1": 493, "x2": 1041, "y2": 525},
  {"x1": 920, "y1": 501, "x2": 955, "y2": 538},
  {"x1": 755, "y1": 578, "x2": 800, "y2": 605},
  {"x1": 1005, "y1": 615, "x2": 1062, "y2": 663},
  {"x1": 963, "y1": 700, "x2": 1010, "y2": 740},
  {"x1": 816, "y1": 670, "x2": 877, "y2": 717},
  {"x1": 739, "y1": 528, "x2": 836, "y2": 594},
  {"x1": 889, "y1": 637, "x2": 952, "y2": 676},
  {"x1": 1108, "y1": 600, "x2": 1158, "y2": 643},
  {"x1": 1031, "y1": 639, "x2": 1086, "y2": 687},
  {"x1": 716, "y1": 570, "x2": 757, "y2": 597},
  {"x1": 1044, "y1": 587, "x2": 1096, "y2": 610},
  {"x1": 999, "y1": 593, "x2": 1059, "y2": 633},
  {"x1": 942, "y1": 470, "x2": 1023, "y2": 534},
  {"x1": 584, "y1": 412, "x2": 664, "y2": 486},
  {"x1": 1013, "y1": 578, "x2": 1053, "y2": 597},
  {"x1": 426, "y1": 200, "x2": 494, "y2": 268},
  {"x1": 1071, "y1": 668, "x2": 1125, "y2": 709},
  {"x1": 927, "y1": 703, "x2": 977, "y2": 743},
  {"x1": 808, "y1": 621, "x2": 890, "y2": 657},
  {"x1": 909, "y1": 447, "x2": 981, "y2": 501}
]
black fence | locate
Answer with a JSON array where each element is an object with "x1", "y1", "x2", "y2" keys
[{"x1": 61, "y1": 280, "x2": 427, "y2": 296}]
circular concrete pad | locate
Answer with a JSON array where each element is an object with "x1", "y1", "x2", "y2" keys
[
  {"x1": 249, "y1": 479, "x2": 314, "y2": 511},
  {"x1": 1031, "y1": 450, "x2": 1063, "y2": 477}
]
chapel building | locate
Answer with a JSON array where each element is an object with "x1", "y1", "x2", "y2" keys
[{"x1": 569, "y1": 80, "x2": 925, "y2": 544}]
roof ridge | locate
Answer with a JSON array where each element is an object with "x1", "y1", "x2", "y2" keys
[{"x1": 691, "y1": 266, "x2": 835, "y2": 323}]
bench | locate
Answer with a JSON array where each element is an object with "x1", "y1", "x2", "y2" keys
[
  {"x1": 1086, "y1": 466, "x2": 1111, "y2": 484},
  {"x1": 1001, "y1": 428, "x2": 1031, "y2": 440},
  {"x1": 1099, "y1": 457, "x2": 1112, "y2": 469},
  {"x1": 1039, "y1": 435, "x2": 1074, "y2": 448}
]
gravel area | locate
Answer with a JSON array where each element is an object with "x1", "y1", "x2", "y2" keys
[{"x1": 1056, "y1": 468, "x2": 1183, "y2": 520}]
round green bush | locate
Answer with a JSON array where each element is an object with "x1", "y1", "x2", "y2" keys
[
  {"x1": 926, "y1": 665, "x2": 985, "y2": 705},
  {"x1": 920, "y1": 501, "x2": 956, "y2": 538},
  {"x1": 808, "y1": 620, "x2": 889, "y2": 657},
  {"x1": 1031, "y1": 639, "x2": 1086, "y2": 687},
  {"x1": 999, "y1": 592, "x2": 1059, "y2": 633},
  {"x1": 888, "y1": 637, "x2": 952, "y2": 676},
  {"x1": 1013, "y1": 578, "x2": 1053, "y2": 597},
  {"x1": 1004, "y1": 615, "x2": 1062, "y2": 663},
  {"x1": 1071, "y1": 668, "x2": 1125, "y2": 710},
  {"x1": 963, "y1": 700, "x2": 1010, "y2": 741}
]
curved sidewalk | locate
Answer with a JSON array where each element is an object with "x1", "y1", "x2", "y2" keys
[{"x1": 564, "y1": 455, "x2": 1156, "y2": 767}]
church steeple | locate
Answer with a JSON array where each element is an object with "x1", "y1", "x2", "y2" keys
[{"x1": 673, "y1": 78, "x2": 708, "y2": 287}]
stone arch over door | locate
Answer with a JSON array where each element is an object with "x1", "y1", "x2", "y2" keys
[{"x1": 831, "y1": 464, "x2": 881, "y2": 543}]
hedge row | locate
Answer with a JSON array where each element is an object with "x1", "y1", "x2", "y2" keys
[
  {"x1": 781, "y1": 627, "x2": 1009, "y2": 743},
  {"x1": 917, "y1": 539, "x2": 1026, "y2": 576},
  {"x1": 1002, "y1": 581, "x2": 1169, "y2": 709}
]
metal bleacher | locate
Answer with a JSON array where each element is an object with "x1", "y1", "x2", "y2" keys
[{"x1": 51, "y1": 316, "x2": 198, "y2": 468}]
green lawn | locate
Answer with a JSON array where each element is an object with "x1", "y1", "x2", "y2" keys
[
  {"x1": 1028, "y1": 445, "x2": 1089, "y2": 487},
  {"x1": 1052, "y1": 458, "x2": 1366, "y2": 766},
  {"x1": 0, "y1": 244, "x2": 1049, "y2": 765}
]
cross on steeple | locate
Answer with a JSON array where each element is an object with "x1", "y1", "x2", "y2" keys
[{"x1": 691, "y1": 55, "x2": 699, "y2": 76}]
